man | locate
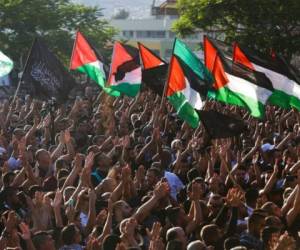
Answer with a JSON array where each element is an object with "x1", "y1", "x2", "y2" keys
[
  {"x1": 32, "y1": 231, "x2": 55, "y2": 250},
  {"x1": 166, "y1": 227, "x2": 188, "y2": 250},
  {"x1": 240, "y1": 211, "x2": 266, "y2": 250}
]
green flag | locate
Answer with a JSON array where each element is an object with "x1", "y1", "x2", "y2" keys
[{"x1": 0, "y1": 51, "x2": 13, "y2": 78}]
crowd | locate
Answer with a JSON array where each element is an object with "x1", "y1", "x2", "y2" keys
[{"x1": 0, "y1": 85, "x2": 300, "y2": 250}]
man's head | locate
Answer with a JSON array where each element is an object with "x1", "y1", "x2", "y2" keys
[
  {"x1": 32, "y1": 231, "x2": 55, "y2": 250},
  {"x1": 245, "y1": 188, "x2": 259, "y2": 208},
  {"x1": 61, "y1": 223, "x2": 81, "y2": 246},
  {"x1": 247, "y1": 211, "x2": 266, "y2": 237},
  {"x1": 113, "y1": 200, "x2": 133, "y2": 222},
  {"x1": 187, "y1": 240, "x2": 206, "y2": 250},
  {"x1": 2, "y1": 186, "x2": 20, "y2": 207},
  {"x1": 200, "y1": 224, "x2": 221, "y2": 247},
  {"x1": 234, "y1": 166, "x2": 247, "y2": 185},
  {"x1": 145, "y1": 167, "x2": 161, "y2": 188},
  {"x1": 94, "y1": 152, "x2": 112, "y2": 170},
  {"x1": 36, "y1": 149, "x2": 51, "y2": 169},
  {"x1": 207, "y1": 194, "x2": 223, "y2": 215},
  {"x1": 166, "y1": 227, "x2": 187, "y2": 248}
]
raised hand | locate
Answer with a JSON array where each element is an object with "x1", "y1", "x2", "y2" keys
[
  {"x1": 149, "y1": 238, "x2": 165, "y2": 250},
  {"x1": 64, "y1": 129, "x2": 71, "y2": 144},
  {"x1": 153, "y1": 180, "x2": 169, "y2": 199},
  {"x1": 52, "y1": 190, "x2": 62, "y2": 208},
  {"x1": 124, "y1": 218, "x2": 137, "y2": 238},
  {"x1": 252, "y1": 151, "x2": 260, "y2": 165},
  {"x1": 74, "y1": 153, "x2": 84, "y2": 171},
  {"x1": 84, "y1": 152, "x2": 95, "y2": 171},
  {"x1": 19, "y1": 222, "x2": 31, "y2": 241},
  {"x1": 153, "y1": 127, "x2": 161, "y2": 142},
  {"x1": 226, "y1": 188, "x2": 244, "y2": 207},
  {"x1": 122, "y1": 135, "x2": 130, "y2": 149},
  {"x1": 96, "y1": 209, "x2": 108, "y2": 225},
  {"x1": 121, "y1": 165, "x2": 132, "y2": 183},
  {"x1": 146, "y1": 221, "x2": 162, "y2": 241},
  {"x1": 191, "y1": 181, "x2": 202, "y2": 200},
  {"x1": 135, "y1": 165, "x2": 145, "y2": 185},
  {"x1": 18, "y1": 137, "x2": 26, "y2": 157}
]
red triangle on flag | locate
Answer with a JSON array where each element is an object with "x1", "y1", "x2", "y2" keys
[
  {"x1": 204, "y1": 36, "x2": 228, "y2": 90},
  {"x1": 233, "y1": 43, "x2": 255, "y2": 70},
  {"x1": 138, "y1": 43, "x2": 165, "y2": 69},
  {"x1": 167, "y1": 56, "x2": 186, "y2": 97},
  {"x1": 107, "y1": 42, "x2": 135, "y2": 85},
  {"x1": 70, "y1": 31, "x2": 98, "y2": 70}
]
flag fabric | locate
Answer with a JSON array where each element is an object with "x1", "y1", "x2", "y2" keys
[
  {"x1": 70, "y1": 31, "x2": 120, "y2": 97},
  {"x1": 138, "y1": 42, "x2": 167, "y2": 96},
  {"x1": 166, "y1": 39, "x2": 213, "y2": 128},
  {"x1": 107, "y1": 42, "x2": 142, "y2": 97},
  {"x1": 204, "y1": 37, "x2": 273, "y2": 118},
  {"x1": 21, "y1": 38, "x2": 75, "y2": 103},
  {"x1": 233, "y1": 43, "x2": 300, "y2": 110},
  {"x1": 198, "y1": 110, "x2": 247, "y2": 139},
  {"x1": 0, "y1": 51, "x2": 13, "y2": 78}
]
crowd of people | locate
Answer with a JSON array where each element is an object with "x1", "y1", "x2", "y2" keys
[{"x1": 0, "y1": 85, "x2": 300, "y2": 250}]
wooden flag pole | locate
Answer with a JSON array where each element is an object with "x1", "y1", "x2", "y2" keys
[{"x1": 11, "y1": 38, "x2": 36, "y2": 106}]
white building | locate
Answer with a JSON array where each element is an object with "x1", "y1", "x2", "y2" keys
[{"x1": 110, "y1": 0, "x2": 205, "y2": 60}]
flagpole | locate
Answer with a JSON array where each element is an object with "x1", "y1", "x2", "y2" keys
[
  {"x1": 69, "y1": 30, "x2": 79, "y2": 70},
  {"x1": 11, "y1": 38, "x2": 36, "y2": 106}
]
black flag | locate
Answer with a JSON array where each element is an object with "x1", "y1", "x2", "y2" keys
[
  {"x1": 21, "y1": 38, "x2": 75, "y2": 103},
  {"x1": 142, "y1": 63, "x2": 168, "y2": 96},
  {"x1": 198, "y1": 110, "x2": 247, "y2": 139},
  {"x1": 138, "y1": 42, "x2": 167, "y2": 96}
]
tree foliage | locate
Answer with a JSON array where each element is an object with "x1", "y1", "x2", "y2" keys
[
  {"x1": 173, "y1": 0, "x2": 300, "y2": 62},
  {"x1": 0, "y1": 0, "x2": 116, "y2": 68}
]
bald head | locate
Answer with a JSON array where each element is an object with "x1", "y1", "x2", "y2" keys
[{"x1": 187, "y1": 240, "x2": 206, "y2": 250}]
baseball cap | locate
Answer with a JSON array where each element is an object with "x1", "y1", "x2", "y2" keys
[{"x1": 261, "y1": 143, "x2": 275, "y2": 153}]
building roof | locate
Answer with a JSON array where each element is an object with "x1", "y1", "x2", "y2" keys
[{"x1": 111, "y1": 18, "x2": 176, "y2": 31}]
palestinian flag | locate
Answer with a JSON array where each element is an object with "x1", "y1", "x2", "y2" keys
[
  {"x1": 107, "y1": 42, "x2": 141, "y2": 97},
  {"x1": 233, "y1": 43, "x2": 300, "y2": 110},
  {"x1": 0, "y1": 51, "x2": 13, "y2": 78},
  {"x1": 138, "y1": 42, "x2": 168, "y2": 96},
  {"x1": 166, "y1": 39, "x2": 213, "y2": 128},
  {"x1": 70, "y1": 31, "x2": 120, "y2": 97},
  {"x1": 204, "y1": 37, "x2": 273, "y2": 118}
]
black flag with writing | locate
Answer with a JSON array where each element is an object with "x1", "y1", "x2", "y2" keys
[
  {"x1": 21, "y1": 38, "x2": 75, "y2": 103},
  {"x1": 198, "y1": 110, "x2": 247, "y2": 139}
]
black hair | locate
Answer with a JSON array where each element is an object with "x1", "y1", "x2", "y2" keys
[
  {"x1": 61, "y1": 224, "x2": 77, "y2": 245},
  {"x1": 187, "y1": 168, "x2": 200, "y2": 183},
  {"x1": 102, "y1": 234, "x2": 121, "y2": 250}
]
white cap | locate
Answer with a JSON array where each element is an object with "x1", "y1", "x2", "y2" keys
[{"x1": 261, "y1": 143, "x2": 275, "y2": 153}]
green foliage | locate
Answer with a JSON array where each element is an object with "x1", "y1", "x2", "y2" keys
[
  {"x1": 0, "y1": 0, "x2": 116, "y2": 68},
  {"x1": 174, "y1": 0, "x2": 300, "y2": 62}
]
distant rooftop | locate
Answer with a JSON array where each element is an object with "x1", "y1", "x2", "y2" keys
[{"x1": 151, "y1": 0, "x2": 178, "y2": 16}]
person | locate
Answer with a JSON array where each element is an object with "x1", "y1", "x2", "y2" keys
[{"x1": 1, "y1": 88, "x2": 300, "y2": 250}]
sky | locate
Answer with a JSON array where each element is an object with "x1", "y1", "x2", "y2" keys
[{"x1": 74, "y1": 0, "x2": 154, "y2": 19}]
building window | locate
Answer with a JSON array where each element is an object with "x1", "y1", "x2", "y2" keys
[
  {"x1": 122, "y1": 30, "x2": 134, "y2": 38},
  {"x1": 136, "y1": 30, "x2": 166, "y2": 38},
  {"x1": 168, "y1": 31, "x2": 176, "y2": 39},
  {"x1": 164, "y1": 49, "x2": 173, "y2": 59}
]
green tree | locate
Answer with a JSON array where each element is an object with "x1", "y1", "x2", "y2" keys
[
  {"x1": 173, "y1": 0, "x2": 300, "y2": 62},
  {"x1": 0, "y1": 0, "x2": 116, "y2": 68}
]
